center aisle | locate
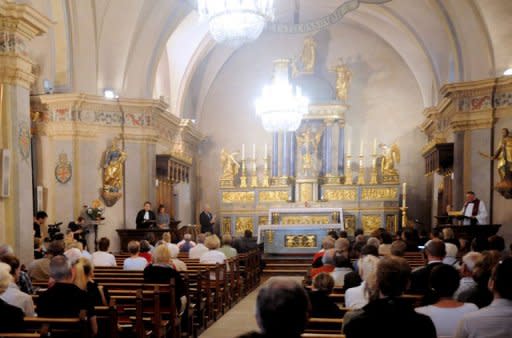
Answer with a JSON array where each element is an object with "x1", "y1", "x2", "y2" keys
[{"x1": 199, "y1": 276, "x2": 303, "y2": 338}]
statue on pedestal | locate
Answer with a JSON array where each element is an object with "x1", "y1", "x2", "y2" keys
[
  {"x1": 330, "y1": 58, "x2": 352, "y2": 103},
  {"x1": 292, "y1": 36, "x2": 316, "y2": 78},
  {"x1": 379, "y1": 143, "x2": 400, "y2": 184},
  {"x1": 296, "y1": 128, "x2": 323, "y2": 176},
  {"x1": 480, "y1": 128, "x2": 512, "y2": 198},
  {"x1": 220, "y1": 149, "x2": 240, "y2": 181},
  {"x1": 102, "y1": 137, "x2": 127, "y2": 206}
]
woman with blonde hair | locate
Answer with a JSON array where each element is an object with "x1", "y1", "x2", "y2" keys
[
  {"x1": 344, "y1": 254, "x2": 380, "y2": 309},
  {"x1": 143, "y1": 244, "x2": 187, "y2": 312},
  {"x1": 74, "y1": 257, "x2": 108, "y2": 306}
]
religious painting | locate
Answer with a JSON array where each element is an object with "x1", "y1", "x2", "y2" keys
[{"x1": 55, "y1": 152, "x2": 72, "y2": 184}]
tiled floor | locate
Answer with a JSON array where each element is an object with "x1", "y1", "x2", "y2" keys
[{"x1": 199, "y1": 276, "x2": 303, "y2": 338}]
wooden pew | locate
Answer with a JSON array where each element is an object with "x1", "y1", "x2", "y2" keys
[
  {"x1": 0, "y1": 334, "x2": 41, "y2": 338},
  {"x1": 305, "y1": 318, "x2": 344, "y2": 334},
  {"x1": 22, "y1": 312, "x2": 90, "y2": 338}
]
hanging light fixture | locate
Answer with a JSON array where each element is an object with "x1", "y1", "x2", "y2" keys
[
  {"x1": 255, "y1": 59, "x2": 309, "y2": 132},
  {"x1": 198, "y1": 0, "x2": 274, "y2": 47}
]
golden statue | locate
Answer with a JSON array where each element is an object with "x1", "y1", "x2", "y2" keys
[
  {"x1": 220, "y1": 149, "x2": 240, "y2": 180},
  {"x1": 380, "y1": 143, "x2": 400, "y2": 176},
  {"x1": 103, "y1": 137, "x2": 127, "y2": 193},
  {"x1": 330, "y1": 58, "x2": 352, "y2": 102},
  {"x1": 480, "y1": 128, "x2": 512, "y2": 198},
  {"x1": 296, "y1": 128, "x2": 323, "y2": 174},
  {"x1": 292, "y1": 36, "x2": 316, "y2": 77},
  {"x1": 481, "y1": 128, "x2": 512, "y2": 181}
]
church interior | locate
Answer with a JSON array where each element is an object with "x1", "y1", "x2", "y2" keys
[{"x1": 1, "y1": 0, "x2": 512, "y2": 337}]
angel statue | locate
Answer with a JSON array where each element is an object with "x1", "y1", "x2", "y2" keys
[
  {"x1": 220, "y1": 149, "x2": 240, "y2": 181},
  {"x1": 380, "y1": 143, "x2": 400, "y2": 176},
  {"x1": 480, "y1": 128, "x2": 512, "y2": 198}
]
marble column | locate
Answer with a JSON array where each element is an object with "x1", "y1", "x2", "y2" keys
[
  {"x1": 453, "y1": 131, "x2": 465, "y2": 210},
  {"x1": 272, "y1": 132, "x2": 278, "y2": 177},
  {"x1": 0, "y1": 1, "x2": 51, "y2": 264},
  {"x1": 289, "y1": 132, "x2": 296, "y2": 177},
  {"x1": 324, "y1": 121, "x2": 335, "y2": 175},
  {"x1": 282, "y1": 132, "x2": 289, "y2": 177},
  {"x1": 338, "y1": 125, "x2": 345, "y2": 175},
  {"x1": 321, "y1": 129, "x2": 328, "y2": 176}
]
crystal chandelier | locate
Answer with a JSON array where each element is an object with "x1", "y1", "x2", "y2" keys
[
  {"x1": 255, "y1": 59, "x2": 309, "y2": 132},
  {"x1": 197, "y1": 0, "x2": 274, "y2": 47}
]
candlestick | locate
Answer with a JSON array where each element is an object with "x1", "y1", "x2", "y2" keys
[
  {"x1": 402, "y1": 182, "x2": 407, "y2": 207},
  {"x1": 345, "y1": 155, "x2": 353, "y2": 185},
  {"x1": 242, "y1": 144, "x2": 245, "y2": 160},
  {"x1": 240, "y1": 159, "x2": 247, "y2": 188},
  {"x1": 252, "y1": 143, "x2": 256, "y2": 159},
  {"x1": 357, "y1": 155, "x2": 365, "y2": 185}
]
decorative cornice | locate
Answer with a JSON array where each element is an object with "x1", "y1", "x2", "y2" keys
[
  {"x1": 304, "y1": 103, "x2": 347, "y2": 121},
  {"x1": 0, "y1": 0, "x2": 53, "y2": 40}
]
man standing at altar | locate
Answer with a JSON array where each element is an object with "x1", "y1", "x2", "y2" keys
[
  {"x1": 461, "y1": 191, "x2": 488, "y2": 225},
  {"x1": 199, "y1": 204, "x2": 215, "y2": 234}
]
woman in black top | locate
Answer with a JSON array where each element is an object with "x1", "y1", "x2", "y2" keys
[
  {"x1": 143, "y1": 244, "x2": 186, "y2": 312},
  {"x1": 74, "y1": 257, "x2": 109, "y2": 306}
]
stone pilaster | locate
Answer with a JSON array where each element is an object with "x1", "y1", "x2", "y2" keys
[{"x1": 0, "y1": 0, "x2": 51, "y2": 263}]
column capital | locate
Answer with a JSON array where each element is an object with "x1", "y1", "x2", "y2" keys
[{"x1": 0, "y1": 1, "x2": 52, "y2": 88}]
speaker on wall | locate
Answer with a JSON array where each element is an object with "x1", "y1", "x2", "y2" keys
[{"x1": 0, "y1": 149, "x2": 10, "y2": 198}]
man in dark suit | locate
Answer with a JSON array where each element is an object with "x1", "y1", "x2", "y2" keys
[
  {"x1": 199, "y1": 204, "x2": 215, "y2": 234},
  {"x1": 136, "y1": 201, "x2": 156, "y2": 229},
  {"x1": 409, "y1": 239, "x2": 447, "y2": 303}
]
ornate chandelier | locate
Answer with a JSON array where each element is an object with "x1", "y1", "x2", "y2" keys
[
  {"x1": 255, "y1": 59, "x2": 309, "y2": 132},
  {"x1": 197, "y1": 0, "x2": 274, "y2": 47}
]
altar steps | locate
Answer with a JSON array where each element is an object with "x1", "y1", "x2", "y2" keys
[{"x1": 262, "y1": 254, "x2": 312, "y2": 277}]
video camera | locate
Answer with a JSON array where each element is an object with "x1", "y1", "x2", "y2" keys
[{"x1": 47, "y1": 222, "x2": 63, "y2": 241}]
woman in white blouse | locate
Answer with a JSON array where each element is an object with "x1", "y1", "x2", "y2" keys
[
  {"x1": 344, "y1": 254, "x2": 379, "y2": 309},
  {"x1": 415, "y1": 264, "x2": 478, "y2": 337}
]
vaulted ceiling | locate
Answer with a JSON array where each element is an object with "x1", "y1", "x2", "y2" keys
[{"x1": 25, "y1": 0, "x2": 512, "y2": 119}]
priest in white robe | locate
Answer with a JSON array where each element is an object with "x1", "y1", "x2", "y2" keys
[{"x1": 461, "y1": 191, "x2": 488, "y2": 225}]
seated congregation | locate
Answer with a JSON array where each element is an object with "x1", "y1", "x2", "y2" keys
[{"x1": 0, "y1": 230, "x2": 261, "y2": 337}]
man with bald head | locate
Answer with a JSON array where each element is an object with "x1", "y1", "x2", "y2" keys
[
  {"x1": 199, "y1": 204, "x2": 215, "y2": 234},
  {"x1": 238, "y1": 277, "x2": 310, "y2": 338}
]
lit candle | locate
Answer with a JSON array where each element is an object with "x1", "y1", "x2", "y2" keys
[
  {"x1": 346, "y1": 139, "x2": 351, "y2": 157},
  {"x1": 373, "y1": 139, "x2": 377, "y2": 154},
  {"x1": 252, "y1": 144, "x2": 256, "y2": 159},
  {"x1": 242, "y1": 144, "x2": 245, "y2": 160},
  {"x1": 402, "y1": 182, "x2": 407, "y2": 207},
  {"x1": 360, "y1": 141, "x2": 364, "y2": 156},
  {"x1": 264, "y1": 144, "x2": 268, "y2": 158}
]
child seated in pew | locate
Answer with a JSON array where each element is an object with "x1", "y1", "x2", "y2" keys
[
  {"x1": 308, "y1": 273, "x2": 345, "y2": 318},
  {"x1": 123, "y1": 241, "x2": 148, "y2": 271}
]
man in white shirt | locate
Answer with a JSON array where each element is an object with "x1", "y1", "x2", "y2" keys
[
  {"x1": 455, "y1": 257, "x2": 512, "y2": 338},
  {"x1": 454, "y1": 251, "x2": 482, "y2": 299},
  {"x1": 91, "y1": 237, "x2": 116, "y2": 267},
  {"x1": 460, "y1": 191, "x2": 488, "y2": 225},
  {"x1": 123, "y1": 241, "x2": 147, "y2": 271},
  {"x1": 189, "y1": 233, "x2": 209, "y2": 259}
]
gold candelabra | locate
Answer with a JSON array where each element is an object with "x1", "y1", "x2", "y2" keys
[
  {"x1": 240, "y1": 159, "x2": 247, "y2": 188},
  {"x1": 370, "y1": 153, "x2": 378, "y2": 185},
  {"x1": 344, "y1": 155, "x2": 353, "y2": 185},
  {"x1": 400, "y1": 206, "x2": 408, "y2": 228},
  {"x1": 262, "y1": 156, "x2": 270, "y2": 187},
  {"x1": 250, "y1": 158, "x2": 258, "y2": 188},
  {"x1": 357, "y1": 155, "x2": 365, "y2": 185}
]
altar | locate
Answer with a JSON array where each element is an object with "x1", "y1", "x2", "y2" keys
[
  {"x1": 217, "y1": 37, "x2": 406, "y2": 254},
  {"x1": 257, "y1": 207, "x2": 343, "y2": 254}
]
